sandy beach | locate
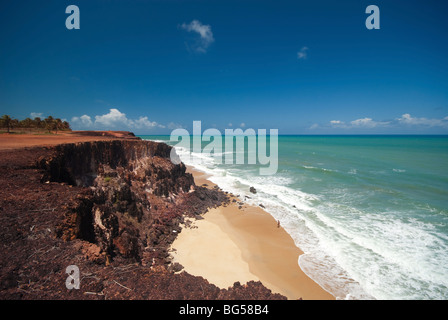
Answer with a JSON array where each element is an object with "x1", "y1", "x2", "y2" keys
[
  {"x1": 171, "y1": 167, "x2": 334, "y2": 300},
  {"x1": 0, "y1": 131, "x2": 292, "y2": 300},
  {"x1": 1, "y1": 132, "x2": 334, "y2": 300}
]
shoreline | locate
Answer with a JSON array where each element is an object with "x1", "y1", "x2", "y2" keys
[
  {"x1": 1, "y1": 131, "x2": 334, "y2": 299},
  {"x1": 171, "y1": 166, "x2": 334, "y2": 300},
  {"x1": 0, "y1": 131, "x2": 288, "y2": 300}
]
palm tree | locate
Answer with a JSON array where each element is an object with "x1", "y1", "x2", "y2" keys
[
  {"x1": 20, "y1": 117, "x2": 33, "y2": 128},
  {"x1": 0, "y1": 115, "x2": 13, "y2": 133},
  {"x1": 33, "y1": 117, "x2": 44, "y2": 130},
  {"x1": 62, "y1": 121, "x2": 71, "y2": 131},
  {"x1": 11, "y1": 119, "x2": 19, "y2": 131},
  {"x1": 54, "y1": 118, "x2": 63, "y2": 134},
  {"x1": 44, "y1": 116, "x2": 55, "y2": 133}
]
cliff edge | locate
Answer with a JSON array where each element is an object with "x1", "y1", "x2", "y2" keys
[{"x1": 0, "y1": 135, "x2": 286, "y2": 300}]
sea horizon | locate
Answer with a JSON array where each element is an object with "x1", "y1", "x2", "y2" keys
[
  {"x1": 2, "y1": 0, "x2": 448, "y2": 303},
  {"x1": 138, "y1": 133, "x2": 448, "y2": 137},
  {"x1": 141, "y1": 134, "x2": 448, "y2": 300}
]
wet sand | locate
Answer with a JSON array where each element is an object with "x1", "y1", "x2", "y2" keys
[
  {"x1": 1, "y1": 133, "x2": 334, "y2": 299},
  {"x1": 171, "y1": 167, "x2": 334, "y2": 300}
]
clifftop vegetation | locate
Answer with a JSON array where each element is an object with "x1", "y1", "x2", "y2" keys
[{"x1": 0, "y1": 114, "x2": 71, "y2": 134}]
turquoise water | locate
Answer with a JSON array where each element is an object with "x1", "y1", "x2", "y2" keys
[{"x1": 140, "y1": 135, "x2": 448, "y2": 300}]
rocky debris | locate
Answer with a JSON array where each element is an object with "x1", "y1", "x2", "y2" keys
[
  {"x1": 0, "y1": 139, "x2": 285, "y2": 300},
  {"x1": 167, "y1": 262, "x2": 184, "y2": 273},
  {"x1": 249, "y1": 186, "x2": 257, "y2": 194}
]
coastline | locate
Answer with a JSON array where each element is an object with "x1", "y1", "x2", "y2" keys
[
  {"x1": 1, "y1": 132, "x2": 287, "y2": 300},
  {"x1": 1, "y1": 131, "x2": 333, "y2": 300},
  {"x1": 171, "y1": 166, "x2": 335, "y2": 300}
]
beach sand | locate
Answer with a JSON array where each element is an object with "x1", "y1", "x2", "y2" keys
[
  {"x1": 1, "y1": 133, "x2": 334, "y2": 299},
  {"x1": 170, "y1": 166, "x2": 334, "y2": 300}
]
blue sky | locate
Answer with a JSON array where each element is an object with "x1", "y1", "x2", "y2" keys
[{"x1": 1, "y1": 0, "x2": 448, "y2": 134}]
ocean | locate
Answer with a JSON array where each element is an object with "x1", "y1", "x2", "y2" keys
[{"x1": 140, "y1": 135, "x2": 448, "y2": 300}]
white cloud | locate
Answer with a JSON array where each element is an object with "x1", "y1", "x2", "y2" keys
[
  {"x1": 397, "y1": 113, "x2": 448, "y2": 127},
  {"x1": 329, "y1": 117, "x2": 390, "y2": 129},
  {"x1": 30, "y1": 112, "x2": 43, "y2": 119},
  {"x1": 350, "y1": 117, "x2": 390, "y2": 128},
  {"x1": 94, "y1": 108, "x2": 128, "y2": 127},
  {"x1": 180, "y1": 20, "x2": 214, "y2": 53},
  {"x1": 324, "y1": 113, "x2": 448, "y2": 132},
  {"x1": 71, "y1": 108, "x2": 163, "y2": 131},
  {"x1": 240, "y1": 122, "x2": 246, "y2": 128},
  {"x1": 72, "y1": 114, "x2": 93, "y2": 127},
  {"x1": 329, "y1": 120, "x2": 348, "y2": 128},
  {"x1": 132, "y1": 116, "x2": 163, "y2": 129},
  {"x1": 297, "y1": 46, "x2": 309, "y2": 59},
  {"x1": 351, "y1": 118, "x2": 374, "y2": 127}
]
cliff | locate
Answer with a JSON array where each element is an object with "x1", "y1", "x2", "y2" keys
[
  {"x1": 37, "y1": 139, "x2": 219, "y2": 264},
  {"x1": 0, "y1": 136, "x2": 286, "y2": 300}
]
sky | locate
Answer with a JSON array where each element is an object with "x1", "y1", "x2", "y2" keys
[{"x1": 1, "y1": 0, "x2": 448, "y2": 134}]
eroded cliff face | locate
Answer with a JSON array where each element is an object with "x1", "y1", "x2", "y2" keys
[
  {"x1": 37, "y1": 140, "x2": 225, "y2": 265},
  {"x1": 0, "y1": 138, "x2": 286, "y2": 300},
  {"x1": 38, "y1": 140, "x2": 192, "y2": 191}
]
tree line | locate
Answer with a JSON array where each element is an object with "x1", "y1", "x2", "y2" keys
[{"x1": 0, "y1": 115, "x2": 71, "y2": 134}]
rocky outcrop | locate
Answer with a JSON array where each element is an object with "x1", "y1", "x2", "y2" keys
[
  {"x1": 0, "y1": 137, "x2": 286, "y2": 300},
  {"x1": 38, "y1": 140, "x2": 192, "y2": 191},
  {"x1": 36, "y1": 139, "x2": 223, "y2": 265}
]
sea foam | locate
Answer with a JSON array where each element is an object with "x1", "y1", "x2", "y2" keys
[{"x1": 144, "y1": 136, "x2": 448, "y2": 300}]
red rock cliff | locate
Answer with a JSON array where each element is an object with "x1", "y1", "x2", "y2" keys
[{"x1": 0, "y1": 138, "x2": 286, "y2": 300}]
